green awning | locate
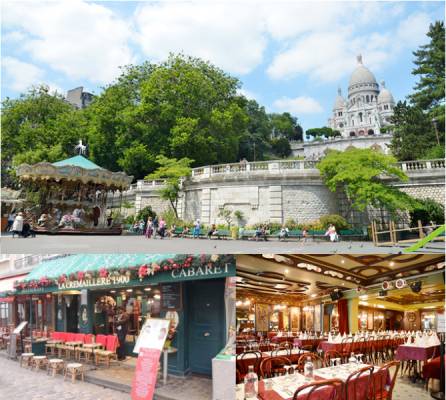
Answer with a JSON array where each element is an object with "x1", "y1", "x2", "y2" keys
[
  {"x1": 52, "y1": 155, "x2": 103, "y2": 170},
  {"x1": 24, "y1": 254, "x2": 180, "y2": 281}
]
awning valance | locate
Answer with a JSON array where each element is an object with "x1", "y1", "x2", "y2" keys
[{"x1": 14, "y1": 254, "x2": 234, "y2": 292}]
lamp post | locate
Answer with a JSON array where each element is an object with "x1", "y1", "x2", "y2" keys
[{"x1": 432, "y1": 118, "x2": 440, "y2": 145}]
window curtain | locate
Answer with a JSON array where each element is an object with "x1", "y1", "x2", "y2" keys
[{"x1": 338, "y1": 299, "x2": 349, "y2": 334}]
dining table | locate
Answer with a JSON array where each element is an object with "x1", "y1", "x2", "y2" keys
[
  {"x1": 395, "y1": 343, "x2": 440, "y2": 381},
  {"x1": 236, "y1": 362, "x2": 388, "y2": 400}
]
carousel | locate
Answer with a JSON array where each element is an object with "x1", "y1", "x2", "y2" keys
[{"x1": 15, "y1": 145, "x2": 133, "y2": 235}]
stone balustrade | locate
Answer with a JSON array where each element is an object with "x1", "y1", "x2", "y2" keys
[{"x1": 129, "y1": 158, "x2": 444, "y2": 189}]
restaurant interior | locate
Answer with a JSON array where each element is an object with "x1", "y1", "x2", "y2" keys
[{"x1": 236, "y1": 254, "x2": 445, "y2": 400}]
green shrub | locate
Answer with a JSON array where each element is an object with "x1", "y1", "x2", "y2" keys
[
  {"x1": 319, "y1": 214, "x2": 350, "y2": 231},
  {"x1": 136, "y1": 206, "x2": 157, "y2": 222},
  {"x1": 284, "y1": 218, "x2": 298, "y2": 229},
  {"x1": 409, "y1": 198, "x2": 444, "y2": 227}
]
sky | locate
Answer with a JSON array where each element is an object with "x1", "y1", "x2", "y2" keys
[{"x1": 1, "y1": 0, "x2": 444, "y2": 131}]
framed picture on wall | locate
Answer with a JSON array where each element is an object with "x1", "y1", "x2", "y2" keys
[
  {"x1": 314, "y1": 305, "x2": 321, "y2": 332},
  {"x1": 255, "y1": 303, "x2": 270, "y2": 332},
  {"x1": 289, "y1": 307, "x2": 300, "y2": 331},
  {"x1": 367, "y1": 313, "x2": 373, "y2": 330}
]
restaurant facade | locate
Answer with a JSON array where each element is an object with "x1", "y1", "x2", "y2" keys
[{"x1": 10, "y1": 253, "x2": 236, "y2": 377}]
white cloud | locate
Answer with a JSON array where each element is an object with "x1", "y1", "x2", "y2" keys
[
  {"x1": 2, "y1": 56, "x2": 45, "y2": 92},
  {"x1": 2, "y1": 1, "x2": 134, "y2": 84},
  {"x1": 273, "y1": 96, "x2": 323, "y2": 115},
  {"x1": 133, "y1": 2, "x2": 267, "y2": 75},
  {"x1": 266, "y1": 6, "x2": 436, "y2": 82}
]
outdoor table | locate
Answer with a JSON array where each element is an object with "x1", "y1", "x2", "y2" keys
[
  {"x1": 162, "y1": 347, "x2": 178, "y2": 385},
  {"x1": 65, "y1": 341, "x2": 84, "y2": 347},
  {"x1": 82, "y1": 343, "x2": 102, "y2": 349}
]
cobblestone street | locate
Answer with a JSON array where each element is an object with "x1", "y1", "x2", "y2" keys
[{"x1": 0, "y1": 357, "x2": 130, "y2": 400}]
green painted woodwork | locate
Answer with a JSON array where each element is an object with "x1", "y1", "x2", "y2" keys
[{"x1": 52, "y1": 155, "x2": 103, "y2": 170}]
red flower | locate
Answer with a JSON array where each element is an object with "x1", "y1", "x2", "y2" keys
[
  {"x1": 167, "y1": 259, "x2": 174, "y2": 264},
  {"x1": 99, "y1": 268, "x2": 108, "y2": 278},
  {"x1": 77, "y1": 271, "x2": 85, "y2": 281},
  {"x1": 138, "y1": 265, "x2": 148, "y2": 279},
  {"x1": 58, "y1": 274, "x2": 67, "y2": 284}
]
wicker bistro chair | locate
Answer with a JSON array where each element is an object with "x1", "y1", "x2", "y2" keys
[
  {"x1": 76, "y1": 334, "x2": 95, "y2": 362},
  {"x1": 374, "y1": 361, "x2": 401, "y2": 400},
  {"x1": 260, "y1": 356, "x2": 292, "y2": 379},
  {"x1": 344, "y1": 365, "x2": 374, "y2": 400},
  {"x1": 292, "y1": 378, "x2": 344, "y2": 400},
  {"x1": 94, "y1": 335, "x2": 119, "y2": 367}
]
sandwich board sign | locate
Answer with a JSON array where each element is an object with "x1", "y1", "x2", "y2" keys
[{"x1": 131, "y1": 318, "x2": 170, "y2": 400}]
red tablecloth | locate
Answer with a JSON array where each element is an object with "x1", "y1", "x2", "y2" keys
[
  {"x1": 318, "y1": 339, "x2": 391, "y2": 353},
  {"x1": 395, "y1": 344, "x2": 439, "y2": 361},
  {"x1": 294, "y1": 339, "x2": 323, "y2": 348},
  {"x1": 271, "y1": 337, "x2": 298, "y2": 344}
]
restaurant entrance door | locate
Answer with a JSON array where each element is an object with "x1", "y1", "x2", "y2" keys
[
  {"x1": 66, "y1": 295, "x2": 79, "y2": 333},
  {"x1": 188, "y1": 279, "x2": 225, "y2": 376}
]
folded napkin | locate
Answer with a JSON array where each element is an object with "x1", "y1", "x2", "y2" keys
[{"x1": 427, "y1": 334, "x2": 440, "y2": 346}]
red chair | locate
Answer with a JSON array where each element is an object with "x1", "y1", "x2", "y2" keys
[
  {"x1": 423, "y1": 355, "x2": 445, "y2": 390},
  {"x1": 95, "y1": 334, "x2": 107, "y2": 348},
  {"x1": 95, "y1": 335, "x2": 119, "y2": 367},
  {"x1": 374, "y1": 361, "x2": 400, "y2": 400},
  {"x1": 292, "y1": 378, "x2": 343, "y2": 400},
  {"x1": 344, "y1": 366, "x2": 374, "y2": 400}
]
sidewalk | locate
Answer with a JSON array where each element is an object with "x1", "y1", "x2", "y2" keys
[{"x1": 0, "y1": 352, "x2": 212, "y2": 400}]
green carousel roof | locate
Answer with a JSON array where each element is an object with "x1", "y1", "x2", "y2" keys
[
  {"x1": 24, "y1": 254, "x2": 179, "y2": 281},
  {"x1": 52, "y1": 155, "x2": 103, "y2": 170}
]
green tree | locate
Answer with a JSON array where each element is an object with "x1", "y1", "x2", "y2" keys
[
  {"x1": 409, "y1": 21, "x2": 445, "y2": 117},
  {"x1": 270, "y1": 112, "x2": 303, "y2": 141},
  {"x1": 389, "y1": 101, "x2": 443, "y2": 160},
  {"x1": 317, "y1": 148, "x2": 418, "y2": 217},
  {"x1": 306, "y1": 127, "x2": 341, "y2": 140},
  {"x1": 409, "y1": 198, "x2": 444, "y2": 227},
  {"x1": 146, "y1": 155, "x2": 193, "y2": 218},
  {"x1": 1, "y1": 85, "x2": 86, "y2": 186},
  {"x1": 238, "y1": 99, "x2": 272, "y2": 161},
  {"x1": 391, "y1": 21, "x2": 445, "y2": 160},
  {"x1": 218, "y1": 206, "x2": 233, "y2": 228},
  {"x1": 271, "y1": 137, "x2": 292, "y2": 158}
]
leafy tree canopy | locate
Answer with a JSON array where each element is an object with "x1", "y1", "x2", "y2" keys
[
  {"x1": 146, "y1": 155, "x2": 193, "y2": 217},
  {"x1": 317, "y1": 148, "x2": 418, "y2": 216},
  {"x1": 306, "y1": 127, "x2": 341, "y2": 140},
  {"x1": 270, "y1": 112, "x2": 303, "y2": 141}
]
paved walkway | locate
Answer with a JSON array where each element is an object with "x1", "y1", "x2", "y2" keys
[
  {"x1": 0, "y1": 356, "x2": 130, "y2": 400},
  {"x1": 2, "y1": 234, "x2": 443, "y2": 254}
]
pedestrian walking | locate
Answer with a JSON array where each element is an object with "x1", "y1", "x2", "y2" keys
[
  {"x1": 158, "y1": 217, "x2": 166, "y2": 239},
  {"x1": 152, "y1": 216, "x2": 159, "y2": 239},
  {"x1": 12, "y1": 212, "x2": 24, "y2": 238},
  {"x1": 7, "y1": 210, "x2": 16, "y2": 232},
  {"x1": 193, "y1": 219, "x2": 201, "y2": 239},
  {"x1": 145, "y1": 217, "x2": 153, "y2": 238}
]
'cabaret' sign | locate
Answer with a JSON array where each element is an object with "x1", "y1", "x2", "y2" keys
[
  {"x1": 171, "y1": 263, "x2": 230, "y2": 279},
  {"x1": 58, "y1": 275, "x2": 130, "y2": 290}
]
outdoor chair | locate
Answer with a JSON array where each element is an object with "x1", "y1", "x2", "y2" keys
[
  {"x1": 292, "y1": 378, "x2": 343, "y2": 400},
  {"x1": 94, "y1": 335, "x2": 119, "y2": 367},
  {"x1": 64, "y1": 363, "x2": 84, "y2": 383}
]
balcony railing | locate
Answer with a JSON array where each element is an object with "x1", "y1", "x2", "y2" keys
[{"x1": 128, "y1": 158, "x2": 444, "y2": 189}]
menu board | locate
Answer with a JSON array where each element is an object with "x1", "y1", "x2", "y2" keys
[
  {"x1": 13, "y1": 321, "x2": 28, "y2": 334},
  {"x1": 161, "y1": 283, "x2": 182, "y2": 310},
  {"x1": 133, "y1": 318, "x2": 170, "y2": 354},
  {"x1": 131, "y1": 347, "x2": 161, "y2": 400}
]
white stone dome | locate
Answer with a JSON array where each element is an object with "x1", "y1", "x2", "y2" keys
[
  {"x1": 378, "y1": 81, "x2": 395, "y2": 104},
  {"x1": 348, "y1": 55, "x2": 378, "y2": 87}
]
